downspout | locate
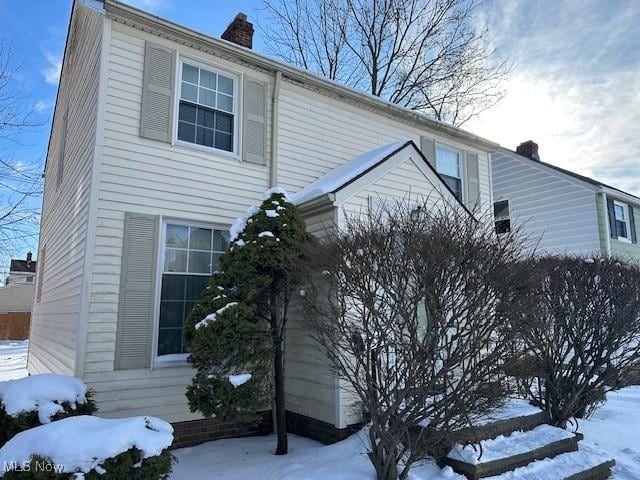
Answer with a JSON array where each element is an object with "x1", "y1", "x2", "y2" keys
[
  {"x1": 599, "y1": 191, "x2": 612, "y2": 256},
  {"x1": 270, "y1": 70, "x2": 282, "y2": 187}
]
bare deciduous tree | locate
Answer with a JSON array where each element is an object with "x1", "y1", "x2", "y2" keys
[
  {"x1": 518, "y1": 256, "x2": 640, "y2": 428},
  {"x1": 261, "y1": 0, "x2": 509, "y2": 125},
  {"x1": 298, "y1": 200, "x2": 529, "y2": 480},
  {"x1": 0, "y1": 40, "x2": 43, "y2": 269}
]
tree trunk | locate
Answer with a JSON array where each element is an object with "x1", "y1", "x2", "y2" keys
[{"x1": 271, "y1": 292, "x2": 288, "y2": 455}]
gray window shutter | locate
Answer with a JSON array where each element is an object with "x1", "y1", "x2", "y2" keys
[
  {"x1": 606, "y1": 198, "x2": 617, "y2": 239},
  {"x1": 420, "y1": 136, "x2": 436, "y2": 166},
  {"x1": 243, "y1": 78, "x2": 267, "y2": 165},
  {"x1": 140, "y1": 42, "x2": 176, "y2": 142},
  {"x1": 115, "y1": 213, "x2": 159, "y2": 370},
  {"x1": 629, "y1": 205, "x2": 637, "y2": 243},
  {"x1": 465, "y1": 151, "x2": 481, "y2": 210}
]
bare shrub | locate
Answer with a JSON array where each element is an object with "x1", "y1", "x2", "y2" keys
[
  {"x1": 518, "y1": 256, "x2": 640, "y2": 427},
  {"x1": 298, "y1": 199, "x2": 530, "y2": 480}
]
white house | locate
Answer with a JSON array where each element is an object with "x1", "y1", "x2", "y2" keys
[
  {"x1": 492, "y1": 141, "x2": 639, "y2": 260},
  {"x1": 28, "y1": 0, "x2": 498, "y2": 446}
]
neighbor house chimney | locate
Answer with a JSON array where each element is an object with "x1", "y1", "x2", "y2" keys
[
  {"x1": 221, "y1": 13, "x2": 254, "y2": 49},
  {"x1": 516, "y1": 140, "x2": 540, "y2": 161},
  {"x1": 26, "y1": 252, "x2": 32, "y2": 264}
]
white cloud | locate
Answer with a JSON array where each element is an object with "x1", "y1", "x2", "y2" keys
[
  {"x1": 34, "y1": 99, "x2": 54, "y2": 112},
  {"x1": 42, "y1": 52, "x2": 62, "y2": 85},
  {"x1": 467, "y1": 0, "x2": 640, "y2": 197}
]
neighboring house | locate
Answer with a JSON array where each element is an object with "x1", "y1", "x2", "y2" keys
[
  {"x1": 28, "y1": 0, "x2": 497, "y2": 446},
  {"x1": 0, "y1": 253, "x2": 36, "y2": 316},
  {"x1": 492, "y1": 141, "x2": 639, "y2": 260},
  {"x1": 5, "y1": 252, "x2": 37, "y2": 286}
]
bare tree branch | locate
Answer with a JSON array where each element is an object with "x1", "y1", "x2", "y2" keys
[{"x1": 261, "y1": 0, "x2": 509, "y2": 126}]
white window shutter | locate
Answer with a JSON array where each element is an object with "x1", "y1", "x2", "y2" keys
[
  {"x1": 465, "y1": 151, "x2": 481, "y2": 211},
  {"x1": 243, "y1": 77, "x2": 267, "y2": 165},
  {"x1": 115, "y1": 213, "x2": 159, "y2": 370},
  {"x1": 140, "y1": 42, "x2": 176, "y2": 142},
  {"x1": 420, "y1": 136, "x2": 436, "y2": 167}
]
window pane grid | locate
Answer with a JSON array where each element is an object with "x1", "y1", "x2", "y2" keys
[{"x1": 159, "y1": 224, "x2": 230, "y2": 356}]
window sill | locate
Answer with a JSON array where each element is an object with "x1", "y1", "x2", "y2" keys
[
  {"x1": 153, "y1": 353, "x2": 190, "y2": 368},
  {"x1": 616, "y1": 236, "x2": 632, "y2": 244},
  {"x1": 172, "y1": 139, "x2": 241, "y2": 161}
]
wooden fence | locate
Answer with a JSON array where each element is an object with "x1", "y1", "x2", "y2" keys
[{"x1": 0, "y1": 312, "x2": 31, "y2": 340}]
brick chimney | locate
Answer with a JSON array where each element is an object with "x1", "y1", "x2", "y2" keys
[
  {"x1": 221, "y1": 13, "x2": 254, "y2": 49},
  {"x1": 516, "y1": 140, "x2": 540, "y2": 161}
]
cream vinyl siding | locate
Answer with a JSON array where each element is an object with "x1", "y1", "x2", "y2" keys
[
  {"x1": 492, "y1": 150, "x2": 601, "y2": 256},
  {"x1": 84, "y1": 23, "x2": 272, "y2": 421},
  {"x1": 276, "y1": 82, "x2": 493, "y2": 214},
  {"x1": 28, "y1": 4, "x2": 103, "y2": 376},
  {"x1": 79, "y1": 20, "x2": 495, "y2": 423}
]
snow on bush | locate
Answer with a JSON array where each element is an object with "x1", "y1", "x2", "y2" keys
[
  {"x1": 0, "y1": 374, "x2": 96, "y2": 446},
  {"x1": 0, "y1": 415, "x2": 174, "y2": 479},
  {"x1": 194, "y1": 302, "x2": 238, "y2": 330},
  {"x1": 229, "y1": 374, "x2": 252, "y2": 387},
  {"x1": 0, "y1": 374, "x2": 87, "y2": 424}
]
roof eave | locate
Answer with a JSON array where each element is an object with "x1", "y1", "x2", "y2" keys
[{"x1": 104, "y1": 0, "x2": 499, "y2": 151}]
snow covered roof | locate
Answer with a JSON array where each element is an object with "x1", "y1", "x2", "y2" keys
[{"x1": 291, "y1": 141, "x2": 412, "y2": 206}]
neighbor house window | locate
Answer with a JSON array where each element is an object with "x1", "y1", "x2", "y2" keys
[
  {"x1": 436, "y1": 145, "x2": 463, "y2": 201},
  {"x1": 177, "y1": 62, "x2": 236, "y2": 153},
  {"x1": 494, "y1": 200, "x2": 511, "y2": 234},
  {"x1": 158, "y1": 223, "x2": 229, "y2": 356},
  {"x1": 613, "y1": 201, "x2": 630, "y2": 241}
]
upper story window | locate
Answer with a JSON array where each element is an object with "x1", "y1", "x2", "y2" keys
[
  {"x1": 613, "y1": 201, "x2": 630, "y2": 241},
  {"x1": 177, "y1": 61, "x2": 237, "y2": 153},
  {"x1": 494, "y1": 200, "x2": 511, "y2": 234},
  {"x1": 436, "y1": 145, "x2": 462, "y2": 201},
  {"x1": 158, "y1": 222, "x2": 229, "y2": 357}
]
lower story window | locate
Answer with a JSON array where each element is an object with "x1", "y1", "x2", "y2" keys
[{"x1": 157, "y1": 222, "x2": 229, "y2": 356}]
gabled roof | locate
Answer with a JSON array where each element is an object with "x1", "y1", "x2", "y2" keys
[
  {"x1": 497, "y1": 147, "x2": 640, "y2": 202},
  {"x1": 9, "y1": 259, "x2": 36, "y2": 273},
  {"x1": 291, "y1": 140, "x2": 472, "y2": 215}
]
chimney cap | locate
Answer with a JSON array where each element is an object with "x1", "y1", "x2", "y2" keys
[{"x1": 516, "y1": 140, "x2": 540, "y2": 161}]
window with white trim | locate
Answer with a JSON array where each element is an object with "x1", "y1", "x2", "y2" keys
[
  {"x1": 158, "y1": 223, "x2": 229, "y2": 356},
  {"x1": 613, "y1": 201, "x2": 631, "y2": 241},
  {"x1": 177, "y1": 61, "x2": 237, "y2": 153},
  {"x1": 436, "y1": 145, "x2": 463, "y2": 201}
]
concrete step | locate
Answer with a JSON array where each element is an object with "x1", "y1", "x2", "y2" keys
[
  {"x1": 443, "y1": 424, "x2": 582, "y2": 479},
  {"x1": 452, "y1": 400, "x2": 549, "y2": 444},
  {"x1": 482, "y1": 447, "x2": 615, "y2": 480}
]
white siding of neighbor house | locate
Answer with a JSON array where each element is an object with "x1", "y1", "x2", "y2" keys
[
  {"x1": 492, "y1": 150, "x2": 601, "y2": 256},
  {"x1": 0, "y1": 284, "x2": 35, "y2": 314},
  {"x1": 78, "y1": 20, "x2": 495, "y2": 424},
  {"x1": 28, "y1": 4, "x2": 103, "y2": 376}
]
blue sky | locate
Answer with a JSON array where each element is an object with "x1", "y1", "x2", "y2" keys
[{"x1": 0, "y1": 0, "x2": 639, "y2": 271}]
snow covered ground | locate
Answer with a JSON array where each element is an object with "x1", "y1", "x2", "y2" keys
[
  {"x1": 0, "y1": 342, "x2": 637, "y2": 479},
  {"x1": 0, "y1": 340, "x2": 28, "y2": 381},
  {"x1": 580, "y1": 386, "x2": 640, "y2": 480},
  {"x1": 171, "y1": 429, "x2": 461, "y2": 480},
  {"x1": 172, "y1": 390, "x2": 640, "y2": 480}
]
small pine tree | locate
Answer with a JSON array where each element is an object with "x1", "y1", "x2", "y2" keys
[{"x1": 185, "y1": 189, "x2": 309, "y2": 455}]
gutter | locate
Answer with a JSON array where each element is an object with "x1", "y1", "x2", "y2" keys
[
  {"x1": 270, "y1": 71, "x2": 282, "y2": 187},
  {"x1": 600, "y1": 186, "x2": 640, "y2": 206},
  {"x1": 103, "y1": 0, "x2": 499, "y2": 151}
]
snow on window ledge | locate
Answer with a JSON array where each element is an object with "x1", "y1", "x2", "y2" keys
[{"x1": 154, "y1": 354, "x2": 189, "y2": 368}]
